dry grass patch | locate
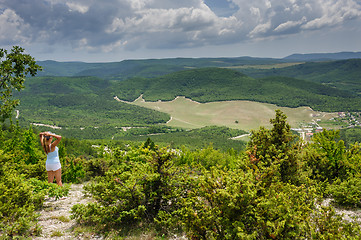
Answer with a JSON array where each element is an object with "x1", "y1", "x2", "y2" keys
[
  {"x1": 132, "y1": 96, "x2": 337, "y2": 131},
  {"x1": 50, "y1": 215, "x2": 71, "y2": 222}
]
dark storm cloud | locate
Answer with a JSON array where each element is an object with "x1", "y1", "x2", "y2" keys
[
  {"x1": 1, "y1": 0, "x2": 361, "y2": 53},
  {"x1": 1, "y1": 0, "x2": 131, "y2": 46}
]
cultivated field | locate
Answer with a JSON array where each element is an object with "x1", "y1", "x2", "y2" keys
[{"x1": 131, "y1": 96, "x2": 338, "y2": 131}]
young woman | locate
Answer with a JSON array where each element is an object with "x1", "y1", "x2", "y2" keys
[{"x1": 39, "y1": 131, "x2": 63, "y2": 186}]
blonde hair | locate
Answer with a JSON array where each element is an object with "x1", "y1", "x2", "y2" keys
[{"x1": 41, "y1": 136, "x2": 51, "y2": 154}]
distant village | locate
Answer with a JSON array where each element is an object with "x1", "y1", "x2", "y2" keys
[{"x1": 292, "y1": 112, "x2": 361, "y2": 141}]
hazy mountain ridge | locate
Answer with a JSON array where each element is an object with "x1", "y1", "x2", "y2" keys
[
  {"x1": 37, "y1": 52, "x2": 360, "y2": 78},
  {"x1": 283, "y1": 51, "x2": 361, "y2": 61},
  {"x1": 36, "y1": 56, "x2": 288, "y2": 78}
]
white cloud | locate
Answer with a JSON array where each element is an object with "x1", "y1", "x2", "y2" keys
[
  {"x1": 232, "y1": 0, "x2": 361, "y2": 38},
  {"x1": 248, "y1": 21, "x2": 272, "y2": 37},
  {"x1": 0, "y1": 8, "x2": 30, "y2": 45},
  {"x1": 302, "y1": 0, "x2": 361, "y2": 30},
  {"x1": 250, "y1": 7, "x2": 261, "y2": 18},
  {"x1": 66, "y1": 2, "x2": 89, "y2": 14},
  {"x1": 274, "y1": 16, "x2": 307, "y2": 33}
]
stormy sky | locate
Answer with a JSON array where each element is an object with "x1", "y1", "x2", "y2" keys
[{"x1": 1, "y1": 0, "x2": 361, "y2": 62}]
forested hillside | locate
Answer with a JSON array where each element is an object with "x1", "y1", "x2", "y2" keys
[
  {"x1": 12, "y1": 75, "x2": 249, "y2": 149},
  {"x1": 11, "y1": 56, "x2": 361, "y2": 141},
  {"x1": 14, "y1": 76, "x2": 170, "y2": 129},
  {"x1": 13, "y1": 65, "x2": 361, "y2": 140},
  {"x1": 239, "y1": 59, "x2": 361, "y2": 94},
  {"x1": 113, "y1": 67, "x2": 361, "y2": 112}
]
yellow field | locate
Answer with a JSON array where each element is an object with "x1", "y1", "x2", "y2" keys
[{"x1": 130, "y1": 96, "x2": 337, "y2": 131}]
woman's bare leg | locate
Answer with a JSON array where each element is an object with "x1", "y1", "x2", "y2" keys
[
  {"x1": 47, "y1": 171, "x2": 55, "y2": 184},
  {"x1": 54, "y1": 168, "x2": 63, "y2": 186}
]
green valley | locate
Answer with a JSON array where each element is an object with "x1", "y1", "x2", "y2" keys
[{"x1": 8, "y1": 56, "x2": 360, "y2": 147}]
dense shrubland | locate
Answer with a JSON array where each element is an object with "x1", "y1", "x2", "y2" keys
[
  {"x1": 68, "y1": 110, "x2": 361, "y2": 239},
  {"x1": 1, "y1": 110, "x2": 361, "y2": 239}
]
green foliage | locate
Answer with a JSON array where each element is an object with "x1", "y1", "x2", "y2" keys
[
  {"x1": 178, "y1": 144, "x2": 240, "y2": 169},
  {"x1": 303, "y1": 130, "x2": 349, "y2": 182},
  {"x1": 60, "y1": 156, "x2": 86, "y2": 184},
  {"x1": 28, "y1": 178, "x2": 70, "y2": 200},
  {"x1": 174, "y1": 167, "x2": 259, "y2": 239},
  {"x1": 327, "y1": 177, "x2": 361, "y2": 207},
  {"x1": 340, "y1": 127, "x2": 361, "y2": 147},
  {"x1": 0, "y1": 171, "x2": 42, "y2": 238},
  {"x1": 309, "y1": 205, "x2": 361, "y2": 239},
  {"x1": 70, "y1": 111, "x2": 361, "y2": 239},
  {"x1": 83, "y1": 157, "x2": 113, "y2": 180},
  {"x1": 246, "y1": 110, "x2": 301, "y2": 185},
  {"x1": 13, "y1": 63, "x2": 361, "y2": 141},
  {"x1": 254, "y1": 183, "x2": 315, "y2": 239},
  {"x1": 60, "y1": 137, "x2": 98, "y2": 157},
  {"x1": 21, "y1": 125, "x2": 41, "y2": 164},
  {"x1": 51, "y1": 230, "x2": 63, "y2": 237},
  {"x1": 14, "y1": 75, "x2": 170, "y2": 139},
  {"x1": 71, "y1": 145, "x2": 182, "y2": 233},
  {"x1": 0, "y1": 124, "x2": 47, "y2": 180},
  {"x1": 16, "y1": 76, "x2": 170, "y2": 127},
  {"x1": 0, "y1": 46, "x2": 42, "y2": 121},
  {"x1": 124, "y1": 126, "x2": 247, "y2": 151}
]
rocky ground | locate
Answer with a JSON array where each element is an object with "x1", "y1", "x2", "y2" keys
[{"x1": 34, "y1": 183, "x2": 102, "y2": 240}]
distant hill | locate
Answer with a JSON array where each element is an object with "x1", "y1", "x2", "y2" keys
[
  {"x1": 37, "y1": 60, "x2": 100, "y2": 77},
  {"x1": 112, "y1": 67, "x2": 361, "y2": 112},
  {"x1": 239, "y1": 59, "x2": 361, "y2": 94},
  {"x1": 37, "y1": 52, "x2": 361, "y2": 78},
  {"x1": 36, "y1": 57, "x2": 287, "y2": 78},
  {"x1": 284, "y1": 52, "x2": 361, "y2": 61},
  {"x1": 15, "y1": 76, "x2": 170, "y2": 131}
]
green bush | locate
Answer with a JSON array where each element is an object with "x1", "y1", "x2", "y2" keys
[
  {"x1": 309, "y1": 205, "x2": 361, "y2": 239},
  {"x1": 0, "y1": 171, "x2": 43, "y2": 238},
  {"x1": 303, "y1": 130, "x2": 361, "y2": 184},
  {"x1": 61, "y1": 156, "x2": 86, "y2": 183},
  {"x1": 178, "y1": 144, "x2": 240, "y2": 169},
  {"x1": 171, "y1": 166, "x2": 318, "y2": 239},
  {"x1": 71, "y1": 145, "x2": 182, "y2": 233},
  {"x1": 327, "y1": 177, "x2": 361, "y2": 207},
  {"x1": 28, "y1": 178, "x2": 70, "y2": 200}
]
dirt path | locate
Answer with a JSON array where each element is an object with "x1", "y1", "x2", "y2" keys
[{"x1": 34, "y1": 183, "x2": 102, "y2": 240}]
